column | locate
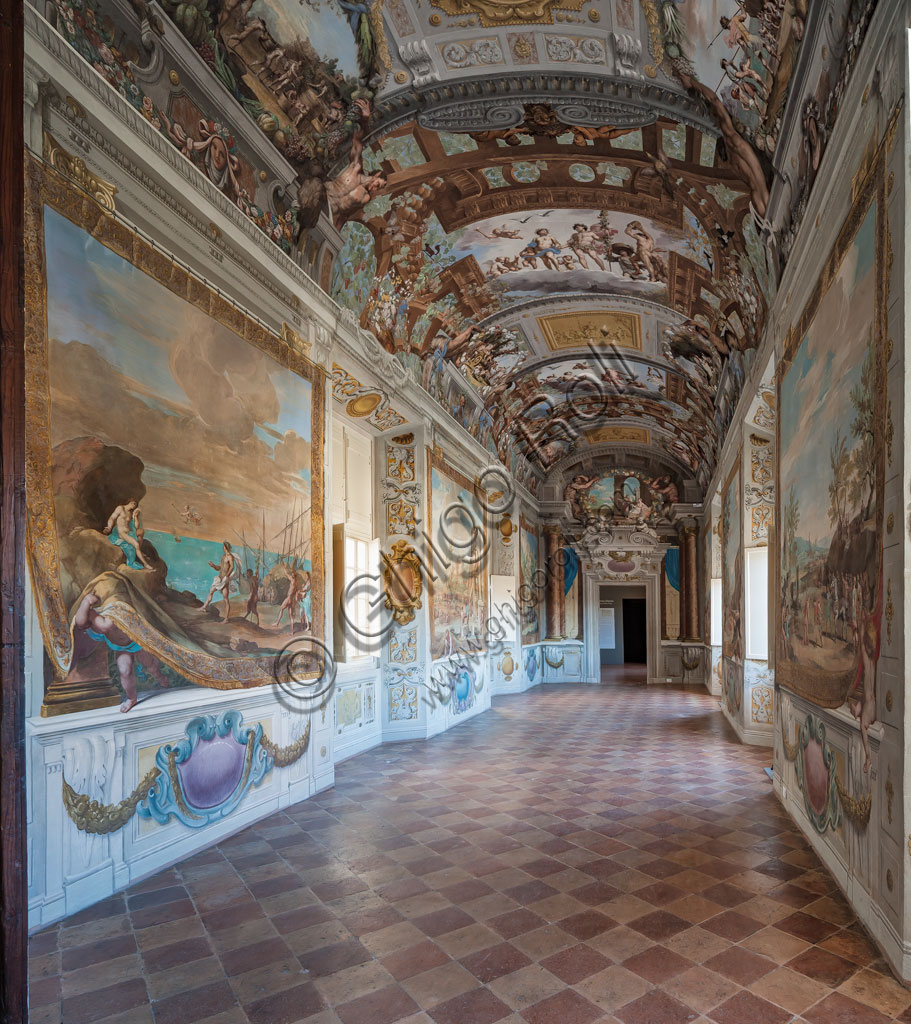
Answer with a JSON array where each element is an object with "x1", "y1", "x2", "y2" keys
[
  {"x1": 543, "y1": 524, "x2": 565, "y2": 639},
  {"x1": 680, "y1": 523, "x2": 700, "y2": 641}
]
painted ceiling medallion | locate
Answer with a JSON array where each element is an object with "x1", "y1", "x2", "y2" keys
[
  {"x1": 347, "y1": 393, "x2": 383, "y2": 417},
  {"x1": 428, "y1": 0, "x2": 588, "y2": 29}
]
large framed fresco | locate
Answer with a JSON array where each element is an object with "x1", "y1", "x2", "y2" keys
[
  {"x1": 24, "y1": 159, "x2": 324, "y2": 713},
  {"x1": 426, "y1": 450, "x2": 489, "y2": 661},
  {"x1": 721, "y1": 456, "x2": 743, "y2": 666},
  {"x1": 519, "y1": 516, "x2": 541, "y2": 645},
  {"x1": 776, "y1": 146, "x2": 887, "y2": 708}
]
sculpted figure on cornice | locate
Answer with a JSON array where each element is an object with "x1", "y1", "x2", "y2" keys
[{"x1": 48, "y1": 0, "x2": 389, "y2": 242}]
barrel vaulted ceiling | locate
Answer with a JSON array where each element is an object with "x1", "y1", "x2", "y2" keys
[
  {"x1": 330, "y1": 0, "x2": 809, "y2": 497},
  {"x1": 47, "y1": 0, "x2": 878, "y2": 500}
]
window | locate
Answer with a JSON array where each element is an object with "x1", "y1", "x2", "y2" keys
[
  {"x1": 745, "y1": 547, "x2": 769, "y2": 660},
  {"x1": 342, "y1": 534, "x2": 379, "y2": 660},
  {"x1": 331, "y1": 421, "x2": 378, "y2": 661},
  {"x1": 710, "y1": 578, "x2": 722, "y2": 647}
]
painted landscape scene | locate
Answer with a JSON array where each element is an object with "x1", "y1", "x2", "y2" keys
[
  {"x1": 41, "y1": 207, "x2": 320, "y2": 707},
  {"x1": 778, "y1": 203, "x2": 879, "y2": 702}
]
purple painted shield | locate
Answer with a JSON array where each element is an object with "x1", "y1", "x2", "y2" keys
[{"x1": 178, "y1": 734, "x2": 247, "y2": 809}]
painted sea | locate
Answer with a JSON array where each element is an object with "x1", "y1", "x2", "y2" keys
[{"x1": 146, "y1": 530, "x2": 312, "y2": 604}]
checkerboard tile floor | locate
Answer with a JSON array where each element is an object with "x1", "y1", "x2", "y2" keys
[{"x1": 29, "y1": 681, "x2": 911, "y2": 1023}]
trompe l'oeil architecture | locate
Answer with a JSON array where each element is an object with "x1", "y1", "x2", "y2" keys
[{"x1": 2, "y1": 0, "x2": 911, "y2": 1018}]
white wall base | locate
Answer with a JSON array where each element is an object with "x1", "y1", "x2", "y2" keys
[
  {"x1": 720, "y1": 699, "x2": 773, "y2": 747},
  {"x1": 775, "y1": 772, "x2": 909, "y2": 983}
]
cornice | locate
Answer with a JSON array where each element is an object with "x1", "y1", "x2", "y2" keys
[{"x1": 366, "y1": 71, "x2": 717, "y2": 143}]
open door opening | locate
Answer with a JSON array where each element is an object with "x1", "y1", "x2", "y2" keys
[
  {"x1": 622, "y1": 598, "x2": 647, "y2": 664},
  {"x1": 598, "y1": 584, "x2": 648, "y2": 682}
]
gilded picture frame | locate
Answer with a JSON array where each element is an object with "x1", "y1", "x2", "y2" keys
[{"x1": 24, "y1": 155, "x2": 326, "y2": 697}]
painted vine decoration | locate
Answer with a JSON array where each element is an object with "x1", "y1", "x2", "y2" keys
[
  {"x1": 61, "y1": 767, "x2": 161, "y2": 835},
  {"x1": 262, "y1": 719, "x2": 312, "y2": 768},
  {"x1": 543, "y1": 649, "x2": 565, "y2": 669}
]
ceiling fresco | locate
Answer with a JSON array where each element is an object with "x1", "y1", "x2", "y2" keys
[
  {"x1": 330, "y1": 104, "x2": 767, "y2": 491},
  {"x1": 47, "y1": 0, "x2": 879, "y2": 501}
]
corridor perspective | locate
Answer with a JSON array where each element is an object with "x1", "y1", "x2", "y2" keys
[
  {"x1": 5, "y1": 0, "x2": 911, "y2": 1015},
  {"x1": 29, "y1": 683, "x2": 910, "y2": 1024}
]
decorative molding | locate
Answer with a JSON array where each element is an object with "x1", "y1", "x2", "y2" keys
[
  {"x1": 382, "y1": 540, "x2": 424, "y2": 625},
  {"x1": 399, "y1": 40, "x2": 438, "y2": 88},
  {"x1": 42, "y1": 131, "x2": 117, "y2": 211},
  {"x1": 62, "y1": 711, "x2": 311, "y2": 833},
  {"x1": 780, "y1": 713, "x2": 871, "y2": 832},
  {"x1": 330, "y1": 363, "x2": 408, "y2": 432},
  {"x1": 365, "y1": 71, "x2": 713, "y2": 141},
  {"x1": 428, "y1": 0, "x2": 587, "y2": 29}
]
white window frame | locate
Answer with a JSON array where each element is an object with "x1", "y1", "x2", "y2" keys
[
  {"x1": 710, "y1": 577, "x2": 722, "y2": 648},
  {"x1": 745, "y1": 547, "x2": 769, "y2": 661}
]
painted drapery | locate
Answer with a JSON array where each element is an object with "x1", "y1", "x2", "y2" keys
[
  {"x1": 776, "y1": 145, "x2": 887, "y2": 708},
  {"x1": 24, "y1": 160, "x2": 325, "y2": 706}
]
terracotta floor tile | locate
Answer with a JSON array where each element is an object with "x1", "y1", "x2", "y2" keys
[
  {"x1": 787, "y1": 947, "x2": 858, "y2": 988},
  {"x1": 703, "y1": 946, "x2": 775, "y2": 985},
  {"x1": 487, "y1": 964, "x2": 565, "y2": 1011},
  {"x1": 627, "y1": 911, "x2": 690, "y2": 941},
  {"x1": 244, "y1": 981, "x2": 327, "y2": 1024},
  {"x1": 775, "y1": 912, "x2": 840, "y2": 944},
  {"x1": 836, "y1": 967, "x2": 911, "y2": 1017},
  {"x1": 400, "y1": 960, "x2": 480, "y2": 1008},
  {"x1": 335, "y1": 984, "x2": 420, "y2": 1024},
  {"x1": 707, "y1": 990, "x2": 791, "y2": 1024},
  {"x1": 749, "y1": 966, "x2": 829, "y2": 1014},
  {"x1": 520, "y1": 989, "x2": 603, "y2": 1024},
  {"x1": 558, "y1": 910, "x2": 616, "y2": 941},
  {"x1": 700, "y1": 911, "x2": 763, "y2": 942},
  {"x1": 435, "y1": 923, "x2": 502, "y2": 958},
  {"x1": 460, "y1": 942, "x2": 533, "y2": 983},
  {"x1": 661, "y1": 965, "x2": 739, "y2": 1014},
  {"x1": 510, "y1": 925, "x2": 576, "y2": 961},
  {"x1": 539, "y1": 943, "x2": 611, "y2": 984},
  {"x1": 614, "y1": 989, "x2": 699, "y2": 1024},
  {"x1": 428, "y1": 986, "x2": 512, "y2": 1024},
  {"x1": 662, "y1": 926, "x2": 732, "y2": 964},
  {"x1": 622, "y1": 946, "x2": 693, "y2": 983},
  {"x1": 740, "y1": 925, "x2": 809, "y2": 963},
  {"x1": 151, "y1": 980, "x2": 238, "y2": 1024},
  {"x1": 818, "y1": 928, "x2": 879, "y2": 966},
  {"x1": 382, "y1": 941, "x2": 450, "y2": 981},
  {"x1": 802, "y1": 992, "x2": 892, "y2": 1023}
]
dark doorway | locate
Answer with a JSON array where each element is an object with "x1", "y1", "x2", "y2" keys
[{"x1": 622, "y1": 598, "x2": 647, "y2": 663}]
